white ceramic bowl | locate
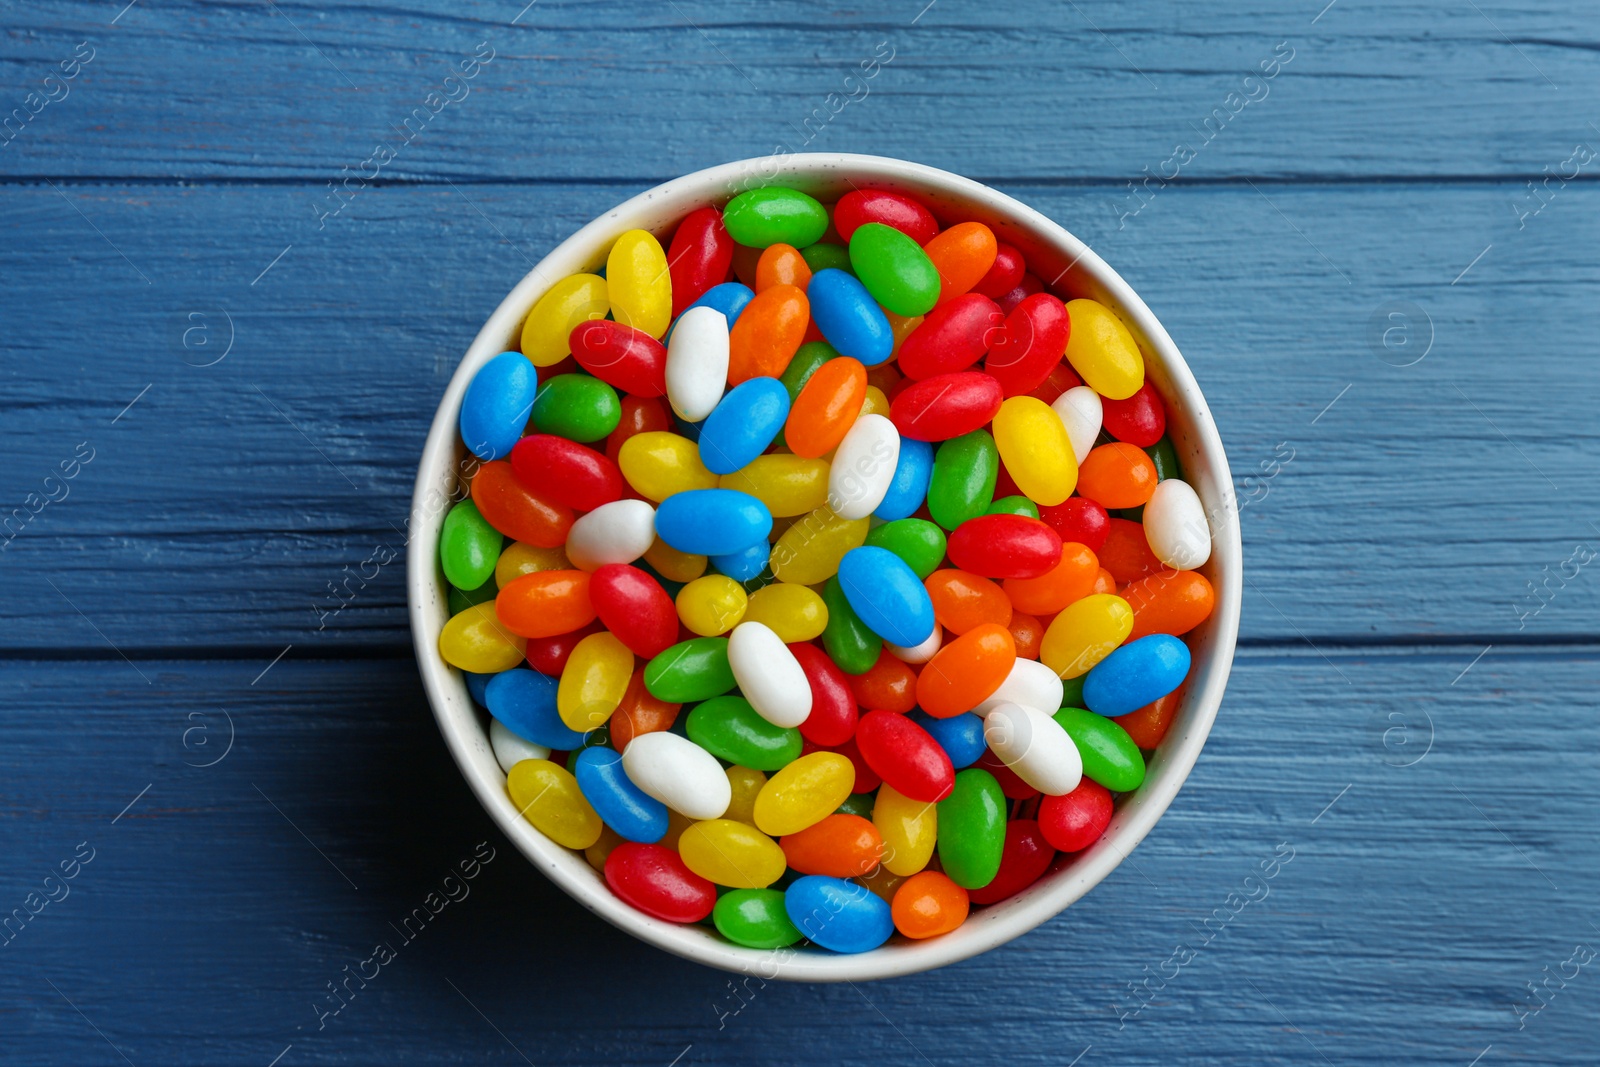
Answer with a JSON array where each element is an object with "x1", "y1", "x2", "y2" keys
[{"x1": 408, "y1": 153, "x2": 1241, "y2": 982}]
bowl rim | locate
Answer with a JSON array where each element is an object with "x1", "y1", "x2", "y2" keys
[{"x1": 407, "y1": 152, "x2": 1242, "y2": 982}]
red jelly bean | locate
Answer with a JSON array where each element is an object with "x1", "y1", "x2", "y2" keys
[
  {"x1": 804, "y1": 737, "x2": 881, "y2": 792},
  {"x1": 606, "y1": 394, "x2": 672, "y2": 461},
  {"x1": 895, "y1": 294, "x2": 1006, "y2": 380},
  {"x1": 946, "y1": 514, "x2": 1063, "y2": 579},
  {"x1": 855, "y1": 710, "x2": 955, "y2": 802},
  {"x1": 604, "y1": 842, "x2": 716, "y2": 922},
  {"x1": 1039, "y1": 779, "x2": 1114, "y2": 852},
  {"x1": 976, "y1": 748, "x2": 1039, "y2": 799},
  {"x1": 971, "y1": 242, "x2": 1026, "y2": 300},
  {"x1": 889, "y1": 371, "x2": 1004, "y2": 442},
  {"x1": 833, "y1": 189, "x2": 939, "y2": 246},
  {"x1": 1101, "y1": 381, "x2": 1167, "y2": 447},
  {"x1": 968, "y1": 820, "x2": 1055, "y2": 904},
  {"x1": 996, "y1": 272, "x2": 1044, "y2": 314},
  {"x1": 985, "y1": 293, "x2": 1071, "y2": 398},
  {"x1": 1039, "y1": 497, "x2": 1110, "y2": 554},
  {"x1": 510, "y1": 435, "x2": 624, "y2": 512},
  {"x1": 1098, "y1": 517, "x2": 1164, "y2": 584},
  {"x1": 1025, "y1": 360, "x2": 1084, "y2": 404},
  {"x1": 524, "y1": 620, "x2": 603, "y2": 675},
  {"x1": 667, "y1": 206, "x2": 734, "y2": 317},
  {"x1": 589, "y1": 564, "x2": 677, "y2": 658},
  {"x1": 568, "y1": 320, "x2": 668, "y2": 397},
  {"x1": 790, "y1": 642, "x2": 860, "y2": 747},
  {"x1": 848, "y1": 649, "x2": 918, "y2": 713}
]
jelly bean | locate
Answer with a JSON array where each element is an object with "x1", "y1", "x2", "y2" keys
[
  {"x1": 986, "y1": 495, "x2": 1039, "y2": 519},
  {"x1": 857, "y1": 710, "x2": 954, "y2": 802},
  {"x1": 869, "y1": 783, "x2": 937, "y2": 876},
  {"x1": 1113, "y1": 687, "x2": 1181, "y2": 750},
  {"x1": 1050, "y1": 385, "x2": 1103, "y2": 463},
  {"x1": 985, "y1": 293, "x2": 1071, "y2": 398},
  {"x1": 710, "y1": 539, "x2": 770, "y2": 583},
  {"x1": 967, "y1": 820, "x2": 1055, "y2": 905},
  {"x1": 824, "y1": 736, "x2": 880, "y2": 792},
  {"x1": 607, "y1": 393, "x2": 672, "y2": 461},
  {"x1": 891, "y1": 870, "x2": 969, "y2": 939},
  {"x1": 924, "y1": 222, "x2": 997, "y2": 304},
  {"x1": 565, "y1": 499, "x2": 656, "y2": 571},
  {"x1": 1078, "y1": 442, "x2": 1159, "y2": 509},
  {"x1": 1082, "y1": 633, "x2": 1190, "y2": 718},
  {"x1": 608, "y1": 667, "x2": 681, "y2": 750},
  {"x1": 440, "y1": 500, "x2": 501, "y2": 591},
  {"x1": 605, "y1": 841, "x2": 716, "y2": 922},
  {"x1": 509, "y1": 435, "x2": 623, "y2": 513},
  {"x1": 977, "y1": 748, "x2": 1039, "y2": 800},
  {"x1": 891, "y1": 372, "x2": 1003, "y2": 443},
  {"x1": 1145, "y1": 436, "x2": 1182, "y2": 483},
  {"x1": 461, "y1": 351, "x2": 538, "y2": 460},
  {"x1": 755, "y1": 243, "x2": 813, "y2": 293},
  {"x1": 895, "y1": 293, "x2": 1004, "y2": 380},
  {"x1": 790, "y1": 642, "x2": 859, "y2": 747},
  {"x1": 523, "y1": 619, "x2": 601, "y2": 676},
  {"x1": 753, "y1": 751, "x2": 855, "y2": 836},
  {"x1": 859, "y1": 865, "x2": 908, "y2": 903},
  {"x1": 1102, "y1": 380, "x2": 1166, "y2": 447},
  {"x1": 654, "y1": 488, "x2": 772, "y2": 556},
  {"x1": 557, "y1": 631, "x2": 633, "y2": 732},
  {"x1": 833, "y1": 189, "x2": 939, "y2": 246},
  {"x1": 508, "y1": 758, "x2": 604, "y2": 849},
  {"x1": 865, "y1": 517, "x2": 947, "y2": 580},
  {"x1": 1125, "y1": 569, "x2": 1214, "y2": 640},
  {"x1": 799, "y1": 242, "x2": 852, "y2": 274},
  {"x1": 946, "y1": 514, "x2": 1062, "y2": 579},
  {"x1": 489, "y1": 718, "x2": 550, "y2": 775},
  {"x1": 678, "y1": 280, "x2": 754, "y2": 335},
  {"x1": 983, "y1": 702, "x2": 1083, "y2": 796},
  {"x1": 731, "y1": 243, "x2": 762, "y2": 289},
  {"x1": 971, "y1": 242, "x2": 1026, "y2": 301},
  {"x1": 668, "y1": 206, "x2": 735, "y2": 317},
  {"x1": 826, "y1": 414, "x2": 901, "y2": 521},
  {"x1": 620, "y1": 731, "x2": 732, "y2": 820},
  {"x1": 836, "y1": 546, "x2": 936, "y2": 648},
  {"x1": 1063, "y1": 298, "x2": 1144, "y2": 400},
  {"x1": 496, "y1": 570, "x2": 595, "y2": 638},
  {"x1": 1098, "y1": 517, "x2": 1163, "y2": 584},
  {"x1": 1053, "y1": 708, "x2": 1146, "y2": 792},
  {"x1": 785, "y1": 356, "x2": 866, "y2": 458},
  {"x1": 643, "y1": 538, "x2": 708, "y2": 585},
  {"x1": 849, "y1": 222, "x2": 940, "y2": 317},
  {"x1": 1038, "y1": 778, "x2": 1113, "y2": 852},
  {"x1": 521, "y1": 274, "x2": 609, "y2": 366},
  {"x1": 991, "y1": 396, "x2": 1077, "y2": 506},
  {"x1": 698, "y1": 376, "x2": 789, "y2": 475},
  {"x1": 1004, "y1": 541, "x2": 1099, "y2": 615},
  {"x1": 448, "y1": 581, "x2": 497, "y2": 615},
  {"x1": 975, "y1": 656, "x2": 1066, "y2": 717},
  {"x1": 928, "y1": 430, "x2": 999, "y2": 531},
  {"x1": 607, "y1": 229, "x2": 672, "y2": 339},
  {"x1": 1040, "y1": 592, "x2": 1133, "y2": 680},
  {"x1": 838, "y1": 792, "x2": 878, "y2": 817},
  {"x1": 676, "y1": 574, "x2": 748, "y2": 637},
  {"x1": 724, "y1": 765, "x2": 768, "y2": 825},
  {"x1": 714, "y1": 887, "x2": 804, "y2": 948},
  {"x1": 887, "y1": 629, "x2": 944, "y2": 669},
  {"x1": 722, "y1": 187, "x2": 829, "y2": 248},
  {"x1": 936, "y1": 768, "x2": 1006, "y2": 889},
  {"x1": 785, "y1": 875, "x2": 894, "y2": 953},
  {"x1": 781, "y1": 813, "x2": 884, "y2": 878},
  {"x1": 728, "y1": 283, "x2": 808, "y2": 385},
  {"x1": 590, "y1": 564, "x2": 677, "y2": 658},
  {"x1": 925, "y1": 568, "x2": 1013, "y2": 636},
  {"x1": 617, "y1": 431, "x2": 718, "y2": 501},
  {"x1": 872, "y1": 436, "x2": 933, "y2": 522},
  {"x1": 585, "y1": 825, "x2": 626, "y2": 872},
  {"x1": 486, "y1": 668, "x2": 586, "y2": 749},
  {"x1": 848, "y1": 649, "x2": 918, "y2": 714},
  {"x1": 664, "y1": 305, "x2": 731, "y2": 422},
  {"x1": 728, "y1": 621, "x2": 813, "y2": 728},
  {"x1": 531, "y1": 373, "x2": 622, "y2": 443},
  {"x1": 1143, "y1": 478, "x2": 1211, "y2": 569},
  {"x1": 807, "y1": 269, "x2": 894, "y2": 366},
  {"x1": 687, "y1": 695, "x2": 803, "y2": 771},
  {"x1": 1027, "y1": 359, "x2": 1084, "y2": 404},
  {"x1": 1008, "y1": 611, "x2": 1044, "y2": 661},
  {"x1": 770, "y1": 506, "x2": 869, "y2": 585},
  {"x1": 575, "y1": 746, "x2": 669, "y2": 843},
  {"x1": 997, "y1": 271, "x2": 1045, "y2": 314},
  {"x1": 910, "y1": 711, "x2": 987, "y2": 770},
  {"x1": 778, "y1": 339, "x2": 837, "y2": 401},
  {"x1": 916, "y1": 622, "x2": 1016, "y2": 718},
  {"x1": 1040, "y1": 497, "x2": 1110, "y2": 556},
  {"x1": 721, "y1": 453, "x2": 830, "y2": 518},
  {"x1": 472, "y1": 460, "x2": 574, "y2": 548},
  {"x1": 1060, "y1": 674, "x2": 1086, "y2": 708},
  {"x1": 679, "y1": 819, "x2": 788, "y2": 888},
  {"x1": 643, "y1": 636, "x2": 735, "y2": 703},
  {"x1": 567, "y1": 322, "x2": 666, "y2": 401},
  {"x1": 743, "y1": 582, "x2": 827, "y2": 642}
]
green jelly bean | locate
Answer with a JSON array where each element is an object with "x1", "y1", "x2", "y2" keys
[
  {"x1": 686, "y1": 695, "x2": 803, "y2": 771},
  {"x1": 1054, "y1": 708, "x2": 1146, "y2": 792},
  {"x1": 799, "y1": 242, "x2": 852, "y2": 274},
  {"x1": 928, "y1": 430, "x2": 998, "y2": 532},
  {"x1": 722, "y1": 188, "x2": 829, "y2": 249},
  {"x1": 1059, "y1": 674, "x2": 1086, "y2": 709},
  {"x1": 936, "y1": 768, "x2": 1006, "y2": 889},
  {"x1": 644, "y1": 637, "x2": 736, "y2": 703},
  {"x1": 985, "y1": 495, "x2": 1040, "y2": 519},
  {"x1": 531, "y1": 374, "x2": 621, "y2": 443},
  {"x1": 822, "y1": 576, "x2": 882, "y2": 675},
  {"x1": 713, "y1": 888, "x2": 804, "y2": 949},
  {"x1": 439, "y1": 499, "x2": 501, "y2": 591},
  {"x1": 1145, "y1": 437, "x2": 1182, "y2": 482},
  {"x1": 864, "y1": 518, "x2": 947, "y2": 580},
  {"x1": 848, "y1": 223, "x2": 940, "y2": 317},
  {"x1": 447, "y1": 579, "x2": 497, "y2": 615},
  {"x1": 835, "y1": 792, "x2": 876, "y2": 818},
  {"x1": 780, "y1": 341, "x2": 840, "y2": 401}
]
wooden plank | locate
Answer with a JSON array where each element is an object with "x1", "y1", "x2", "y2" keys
[
  {"x1": 1, "y1": 0, "x2": 1596, "y2": 181},
  {"x1": 0, "y1": 648, "x2": 1593, "y2": 1063}
]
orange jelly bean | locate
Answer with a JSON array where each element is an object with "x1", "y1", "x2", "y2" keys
[
  {"x1": 755, "y1": 243, "x2": 813, "y2": 292},
  {"x1": 1123, "y1": 569, "x2": 1216, "y2": 640},
  {"x1": 1003, "y1": 542, "x2": 1099, "y2": 615},
  {"x1": 1113, "y1": 686, "x2": 1183, "y2": 749},
  {"x1": 883, "y1": 310, "x2": 925, "y2": 356},
  {"x1": 780, "y1": 813, "x2": 884, "y2": 878},
  {"x1": 1099, "y1": 518, "x2": 1163, "y2": 585},
  {"x1": 785, "y1": 356, "x2": 866, "y2": 458},
  {"x1": 728, "y1": 283, "x2": 808, "y2": 385},
  {"x1": 495, "y1": 569, "x2": 596, "y2": 638},
  {"x1": 1093, "y1": 567, "x2": 1118, "y2": 594},
  {"x1": 1076, "y1": 442, "x2": 1159, "y2": 509},
  {"x1": 471, "y1": 461, "x2": 574, "y2": 548},
  {"x1": 924, "y1": 222, "x2": 998, "y2": 304},
  {"x1": 606, "y1": 394, "x2": 672, "y2": 462},
  {"x1": 848, "y1": 649, "x2": 918, "y2": 713},
  {"x1": 916, "y1": 622, "x2": 1015, "y2": 718},
  {"x1": 925, "y1": 569, "x2": 1013, "y2": 635},
  {"x1": 607, "y1": 666, "x2": 681, "y2": 749},
  {"x1": 891, "y1": 870, "x2": 970, "y2": 938},
  {"x1": 1007, "y1": 611, "x2": 1044, "y2": 660}
]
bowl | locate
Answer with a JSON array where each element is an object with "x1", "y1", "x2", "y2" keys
[{"x1": 408, "y1": 153, "x2": 1242, "y2": 982}]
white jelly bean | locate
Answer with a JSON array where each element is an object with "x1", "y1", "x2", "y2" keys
[
  {"x1": 727, "y1": 620, "x2": 813, "y2": 728},
  {"x1": 620, "y1": 731, "x2": 731, "y2": 820},
  {"x1": 666, "y1": 305, "x2": 730, "y2": 422},
  {"x1": 886, "y1": 625, "x2": 942, "y2": 665},
  {"x1": 827, "y1": 414, "x2": 900, "y2": 520},
  {"x1": 1143, "y1": 477, "x2": 1211, "y2": 569},
  {"x1": 490, "y1": 718, "x2": 550, "y2": 774},
  {"x1": 975, "y1": 657, "x2": 1066, "y2": 717},
  {"x1": 983, "y1": 702, "x2": 1083, "y2": 796},
  {"x1": 1050, "y1": 386, "x2": 1101, "y2": 463},
  {"x1": 565, "y1": 499, "x2": 656, "y2": 571}
]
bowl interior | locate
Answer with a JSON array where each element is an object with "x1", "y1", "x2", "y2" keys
[{"x1": 408, "y1": 154, "x2": 1241, "y2": 982}]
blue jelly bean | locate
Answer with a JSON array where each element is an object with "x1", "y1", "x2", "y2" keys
[
  {"x1": 807, "y1": 269, "x2": 893, "y2": 367},
  {"x1": 835, "y1": 546, "x2": 936, "y2": 647},
  {"x1": 911, "y1": 711, "x2": 986, "y2": 769},
  {"x1": 699, "y1": 377, "x2": 790, "y2": 475},
  {"x1": 460, "y1": 351, "x2": 537, "y2": 461},
  {"x1": 667, "y1": 282, "x2": 755, "y2": 344},
  {"x1": 874, "y1": 437, "x2": 934, "y2": 521},
  {"x1": 784, "y1": 875, "x2": 893, "y2": 953},
  {"x1": 1082, "y1": 634, "x2": 1191, "y2": 717},
  {"x1": 574, "y1": 746, "x2": 668, "y2": 843},
  {"x1": 655, "y1": 489, "x2": 773, "y2": 556},
  {"x1": 464, "y1": 670, "x2": 493, "y2": 707},
  {"x1": 711, "y1": 539, "x2": 771, "y2": 583},
  {"x1": 484, "y1": 669, "x2": 586, "y2": 749}
]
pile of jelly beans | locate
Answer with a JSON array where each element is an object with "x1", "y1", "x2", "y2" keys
[{"x1": 439, "y1": 185, "x2": 1216, "y2": 954}]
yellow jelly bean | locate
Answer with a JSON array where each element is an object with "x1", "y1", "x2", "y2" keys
[
  {"x1": 724, "y1": 766, "x2": 767, "y2": 825},
  {"x1": 678, "y1": 819, "x2": 787, "y2": 888},
  {"x1": 585, "y1": 824, "x2": 625, "y2": 872},
  {"x1": 1040, "y1": 592, "x2": 1134, "y2": 680},
  {"x1": 557, "y1": 632, "x2": 633, "y2": 731},
  {"x1": 859, "y1": 385, "x2": 890, "y2": 418},
  {"x1": 439, "y1": 602, "x2": 526, "y2": 672},
  {"x1": 643, "y1": 537, "x2": 708, "y2": 583},
  {"x1": 873, "y1": 784, "x2": 938, "y2": 876},
  {"x1": 992, "y1": 395, "x2": 1078, "y2": 507},
  {"x1": 520, "y1": 274, "x2": 608, "y2": 367},
  {"x1": 720, "y1": 453, "x2": 831, "y2": 517},
  {"x1": 607, "y1": 229, "x2": 672, "y2": 339},
  {"x1": 858, "y1": 863, "x2": 907, "y2": 903},
  {"x1": 753, "y1": 752, "x2": 855, "y2": 837},
  {"x1": 507, "y1": 759, "x2": 602, "y2": 849},
  {"x1": 1063, "y1": 298, "x2": 1144, "y2": 401},
  {"x1": 660, "y1": 808, "x2": 695, "y2": 850},
  {"x1": 770, "y1": 506, "x2": 870, "y2": 585},
  {"x1": 676, "y1": 575, "x2": 748, "y2": 637},
  {"x1": 743, "y1": 582, "x2": 828, "y2": 642},
  {"x1": 883, "y1": 310, "x2": 924, "y2": 355},
  {"x1": 618, "y1": 431, "x2": 718, "y2": 501},
  {"x1": 495, "y1": 542, "x2": 571, "y2": 588}
]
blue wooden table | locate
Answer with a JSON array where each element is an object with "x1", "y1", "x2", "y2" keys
[{"x1": 4, "y1": 1, "x2": 1598, "y2": 1062}]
